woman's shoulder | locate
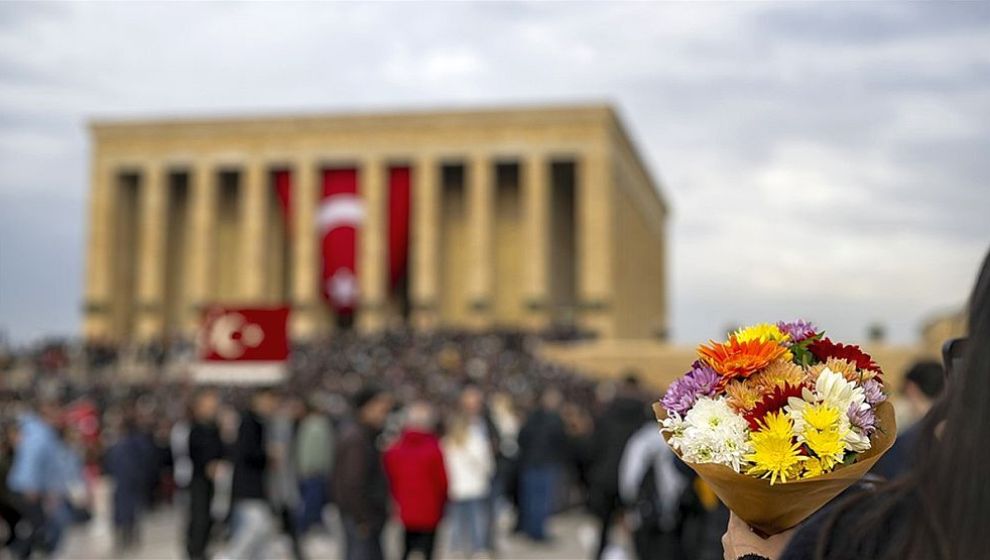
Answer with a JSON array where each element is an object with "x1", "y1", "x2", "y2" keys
[{"x1": 781, "y1": 483, "x2": 915, "y2": 560}]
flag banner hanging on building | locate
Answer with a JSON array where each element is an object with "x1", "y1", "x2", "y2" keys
[
  {"x1": 274, "y1": 169, "x2": 292, "y2": 232},
  {"x1": 388, "y1": 166, "x2": 411, "y2": 289},
  {"x1": 318, "y1": 168, "x2": 362, "y2": 314},
  {"x1": 192, "y1": 306, "x2": 289, "y2": 384}
]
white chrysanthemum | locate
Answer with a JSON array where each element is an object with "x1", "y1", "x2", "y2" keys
[
  {"x1": 814, "y1": 368, "x2": 868, "y2": 414},
  {"x1": 661, "y1": 413, "x2": 688, "y2": 449},
  {"x1": 845, "y1": 427, "x2": 872, "y2": 453},
  {"x1": 786, "y1": 367, "x2": 870, "y2": 452},
  {"x1": 663, "y1": 397, "x2": 751, "y2": 472}
]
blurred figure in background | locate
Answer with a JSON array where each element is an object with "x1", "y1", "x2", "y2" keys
[
  {"x1": 103, "y1": 410, "x2": 157, "y2": 553},
  {"x1": 222, "y1": 389, "x2": 277, "y2": 560},
  {"x1": 294, "y1": 399, "x2": 334, "y2": 536},
  {"x1": 589, "y1": 374, "x2": 648, "y2": 559},
  {"x1": 443, "y1": 411, "x2": 494, "y2": 558},
  {"x1": 517, "y1": 388, "x2": 568, "y2": 542},
  {"x1": 333, "y1": 386, "x2": 393, "y2": 560},
  {"x1": 7, "y1": 400, "x2": 64, "y2": 559},
  {"x1": 456, "y1": 383, "x2": 500, "y2": 551},
  {"x1": 48, "y1": 423, "x2": 87, "y2": 554},
  {"x1": 384, "y1": 401, "x2": 447, "y2": 560},
  {"x1": 488, "y1": 393, "x2": 520, "y2": 532},
  {"x1": 894, "y1": 360, "x2": 945, "y2": 433},
  {"x1": 873, "y1": 360, "x2": 945, "y2": 481},
  {"x1": 185, "y1": 389, "x2": 224, "y2": 560},
  {"x1": 619, "y1": 410, "x2": 687, "y2": 560},
  {"x1": 268, "y1": 393, "x2": 305, "y2": 560},
  {"x1": 0, "y1": 420, "x2": 20, "y2": 551}
]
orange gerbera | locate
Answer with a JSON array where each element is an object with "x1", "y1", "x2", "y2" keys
[{"x1": 698, "y1": 337, "x2": 789, "y2": 388}]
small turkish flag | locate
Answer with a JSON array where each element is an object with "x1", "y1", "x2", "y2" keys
[{"x1": 199, "y1": 306, "x2": 289, "y2": 362}]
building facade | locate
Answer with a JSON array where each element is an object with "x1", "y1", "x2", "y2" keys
[{"x1": 83, "y1": 105, "x2": 669, "y2": 343}]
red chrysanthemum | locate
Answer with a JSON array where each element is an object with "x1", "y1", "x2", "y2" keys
[
  {"x1": 808, "y1": 338, "x2": 882, "y2": 376},
  {"x1": 744, "y1": 383, "x2": 804, "y2": 431}
]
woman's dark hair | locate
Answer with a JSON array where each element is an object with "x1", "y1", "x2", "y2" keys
[{"x1": 815, "y1": 248, "x2": 990, "y2": 560}]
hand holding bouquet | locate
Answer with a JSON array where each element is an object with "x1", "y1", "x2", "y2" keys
[{"x1": 654, "y1": 321, "x2": 895, "y2": 534}]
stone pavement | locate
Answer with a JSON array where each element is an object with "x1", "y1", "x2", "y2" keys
[{"x1": 58, "y1": 504, "x2": 619, "y2": 560}]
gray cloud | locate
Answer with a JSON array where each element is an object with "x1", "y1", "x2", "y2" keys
[{"x1": 1, "y1": 1, "x2": 988, "y2": 346}]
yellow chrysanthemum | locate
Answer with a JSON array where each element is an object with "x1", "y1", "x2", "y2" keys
[
  {"x1": 725, "y1": 380, "x2": 762, "y2": 412},
  {"x1": 802, "y1": 457, "x2": 826, "y2": 479},
  {"x1": 801, "y1": 403, "x2": 843, "y2": 432},
  {"x1": 803, "y1": 427, "x2": 846, "y2": 471},
  {"x1": 744, "y1": 411, "x2": 805, "y2": 485},
  {"x1": 750, "y1": 360, "x2": 806, "y2": 391},
  {"x1": 734, "y1": 323, "x2": 791, "y2": 344}
]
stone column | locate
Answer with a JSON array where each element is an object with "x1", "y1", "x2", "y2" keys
[
  {"x1": 577, "y1": 148, "x2": 615, "y2": 338},
  {"x1": 411, "y1": 156, "x2": 440, "y2": 330},
  {"x1": 358, "y1": 159, "x2": 387, "y2": 332},
  {"x1": 290, "y1": 159, "x2": 320, "y2": 340},
  {"x1": 135, "y1": 162, "x2": 168, "y2": 342},
  {"x1": 523, "y1": 153, "x2": 550, "y2": 331},
  {"x1": 185, "y1": 162, "x2": 217, "y2": 332},
  {"x1": 466, "y1": 154, "x2": 494, "y2": 328},
  {"x1": 83, "y1": 157, "x2": 115, "y2": 340},
  {"x1": 239, "y1": 160, "x2": 269, "y2": 300}
]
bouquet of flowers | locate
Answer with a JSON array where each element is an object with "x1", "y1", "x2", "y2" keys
[{"x1": 654, "y1": 321, "x2": 896, "y2": 534}]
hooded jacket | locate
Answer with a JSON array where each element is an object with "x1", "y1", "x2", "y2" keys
[{"x1": 383, "y1": 429, "x2": 448, "y2": 530}]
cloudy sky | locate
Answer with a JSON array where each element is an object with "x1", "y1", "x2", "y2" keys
[{"x1": 1, "y1": 2, "x2": 988, "y2": 345}]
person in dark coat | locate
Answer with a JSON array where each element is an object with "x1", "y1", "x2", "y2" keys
[
  {"x1": 870, "y1": 361, "x2": 944, "y2": 481},
  {"x1": 332, "y1": 385, "x2": 393, "y2": 560},
  {"x1": 104, "y1": 412, "x2": 158, "y2": 553},
  {"x1": 223, "y1": 389, "x2": 278, "y2": 560},
  {"x1": 0, "y1": 421, "x2": 21, "y2": 551},
  {"x1": 588, "y1": 374, "x2": 649, "y2": 559},
  {"x1": 517, "y1": 388, "x2": 568, "y2": 542},
  {"x1": 185, "y1": 390, "x2": 224, "y2": 560}
]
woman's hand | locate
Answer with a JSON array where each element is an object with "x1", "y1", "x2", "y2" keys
[{"x1": 722, "y1": 512, "x2": 797, "y2": 560}]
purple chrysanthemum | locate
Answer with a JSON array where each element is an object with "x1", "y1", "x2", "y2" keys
[
  {"x1": 776, "y1": 320, "x2": 819, "y2": 343},
  {"x1": 862, "y1": 379, "x2": 885, "y2": 406},
  {"x1": 848, "y1": 403, "x2": 877, "y2": 436},
  {"x1": 662, "y1": 361, "x2": 719, "y2": 416}
]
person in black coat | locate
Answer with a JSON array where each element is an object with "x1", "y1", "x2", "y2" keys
[
  {"x1": 517, "y1": 388, "x2": 568, "y2": 541},
  {"x1": 332, "y1": 386, "x2": 394, "y2": 560},
  {"x1": 870, "y1": 361, "x2": 945, "y2": 482},
  {"x1": 223, "y1": 389, "x2": 278, "y2": 560},
  {"x1": 185, "y1": 390, "x2": 224, "y2": 560},
  {"x1": 589, "y1": 374, "x2": 649, "y2": 558},
  {"x1": 0, "y1": 421, "x2": 21, "y2": 552},
  {"x1": 104, "y1": 412, "x2": 158, "y2": 553}
]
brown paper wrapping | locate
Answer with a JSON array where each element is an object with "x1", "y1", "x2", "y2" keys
[{"x1": 653, "y1": 400, "x2": 896, "y2": 535}]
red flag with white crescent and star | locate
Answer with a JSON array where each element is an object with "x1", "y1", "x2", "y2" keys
[
  {"x1": 318, "y1": 168, "x2": 362, "y2": 315},
  {"x1": 199, "y1": 306, "x2": 289, "y2": 362}
]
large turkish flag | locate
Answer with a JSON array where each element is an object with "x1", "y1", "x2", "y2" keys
[{"x1": 318, "y1": 168, "x2": 362, "y2": 315}]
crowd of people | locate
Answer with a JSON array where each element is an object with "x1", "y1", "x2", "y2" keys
[
  {"x1": 3, "y1": 245, "x2": 983, "y2": 560},
  {"x1": 0, "y1": 329, "x2": 740, "y2": 560}
]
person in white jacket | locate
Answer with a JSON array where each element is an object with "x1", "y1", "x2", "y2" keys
[
  {"x1": 618, "y1": 421, "x2": 688, "y2": 560},
  {"x1": 442, "y1": 413, "x2": 494, "y2": 557}
]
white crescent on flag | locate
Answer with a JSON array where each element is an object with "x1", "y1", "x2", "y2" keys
[
  {"x1": 206, "y1": 312, "x2": 265, "y2": 359},
  {"x1": 317, "y1": 194, "x2": 364, "y2": 232}
]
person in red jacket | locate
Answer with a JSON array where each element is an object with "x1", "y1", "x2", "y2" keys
[{"x1": 383, "y1": 401, "x2": 448, "y2": 560}]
